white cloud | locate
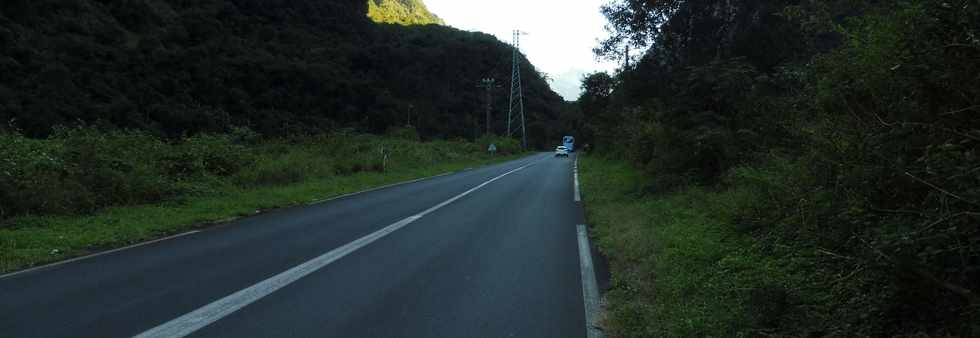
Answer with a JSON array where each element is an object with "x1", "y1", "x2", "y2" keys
[
  {"x1": 550, "y1": 68, "x2": 588, "y2": 101},
  {"x1": 424, "y1": 0, "x2": 618, "y2": 100}
]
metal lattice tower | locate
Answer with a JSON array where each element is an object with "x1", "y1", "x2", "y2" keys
[{"x1": 507, "y1": 30, "x2": 528, "y2": 149}]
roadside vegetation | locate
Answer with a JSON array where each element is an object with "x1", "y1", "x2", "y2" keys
[
  {"x1": 577, "y1": 0, "x2": 979, "y2": 336},
  {"x1": 0, "y1": 0, "x2": 550, "y2": 275},
  {"x1": 0, "y1": 126, "x2": 522, "y2": 274},
  {"x1": 581, "y1": 157, "x2": 815, "y2": 337}
]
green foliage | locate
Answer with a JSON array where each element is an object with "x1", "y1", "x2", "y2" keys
[
  {"x1": 587, "y1": 0, "x2": 980, "y2": 336},
  {"x1": 0, "y1": 133, "x2": 525, "y2": 273},
  {"x1": 0, "y1": 0, "x2": 564, "y2": 148},
  {"x1": 367, "y1": 0, "x2": 444, "y2": 26},
  {"x1": 231, "y1": 142, "x2": 335, "y2": 188},
  {"x1": 0, "y1": 127, "x2": 253, "y2": 219},
  {"x1": 581, "y1": 156, "x2": 814, "y2": 337},
  {"x1": 476, "y1": 135, "x2": 521, "y2": 155},
  {"x1": 170, "y1": 134, "x2": 254, "y2": 178},
  {"x1": 385, "y1": 125, "x2": 421, "y2": 141},
  {"x1": 0, "y1": 127, "x2": 521, "y2": 224}
]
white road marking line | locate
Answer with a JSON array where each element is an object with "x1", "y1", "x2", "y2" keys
[
  {"x1": 0, "y1": 230, "x2": 201, "y2": 281},
  {"x1": 3, "y1": 171, "x2": 463, "y2": 280},
  {"x1": 307, "y1": 153, "x2": 539, "y2": 206},
  {"x1": 577, "y1": 224, "x2": 604, "y2": 338},
  {"x1": 132, "y1": 161, "x2": 538, "y2": 338},
  {"x1": 307, "y1": 172, "x2": 454, "y2": 206},
  {"x1": 574, "y1": 157, "x2": 581, "y2": 202}
]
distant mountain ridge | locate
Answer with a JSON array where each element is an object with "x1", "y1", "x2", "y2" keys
[{"x1": 367, "y1": 0, "x2": 444, "y2": 25}]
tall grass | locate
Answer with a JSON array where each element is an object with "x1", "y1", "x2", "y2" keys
[
  {"x1": 582, "y1": 152, "x2": 980, "y2": 337},
  {"x1": 0, "y1": 127, "x2": 524, "y2": 273},
  {"x1": 580, "y1": 156, "x2": 817, "y2": 337},
  {"x1": 0, "y1": 127, "x2": 520, "y2": 222}
]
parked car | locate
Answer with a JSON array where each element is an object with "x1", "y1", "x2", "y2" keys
[{"x1": 555, "y1": 146, "x2": 569, "y2": 157}]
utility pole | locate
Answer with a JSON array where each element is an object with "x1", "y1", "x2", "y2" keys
[
  {"x1": 406, "y1": 104, "x2": 414, "y2": 127},
  {"x1": 478, "y1": 78, "x2": 497, "y2": 136},
  {"x1": 624, "y1": 44, "x2": 631, "y2": 70},
  {"x1": 507, "y1": 30, "x2": 529, "y2": 149}
]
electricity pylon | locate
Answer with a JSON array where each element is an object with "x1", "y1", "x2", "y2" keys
[{"x1": 507, "y1": 30, "x2": 528, "y2": 149}]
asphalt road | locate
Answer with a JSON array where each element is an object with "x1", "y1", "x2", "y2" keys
[{"x1": 0, "y1": 152, "x2": 603, "y2": 338}]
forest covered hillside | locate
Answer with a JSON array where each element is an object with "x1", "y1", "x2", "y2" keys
[
  {"x1": 368, "y1": 0, "x2": 444, "y2": 26},
  {"x1": 0, "y1": 0, "x2": 565, "y2": 147}
]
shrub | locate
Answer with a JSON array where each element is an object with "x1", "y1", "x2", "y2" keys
[
  {"x1": 385, "y1": 126, "x2": 420, "y2": 141},
  {"x1": 234, "y1": 158, "x2": 307, "y2": 187},
  {"x1": 0, "y1": 127, "x2": 182, "y2": 219},
  {"x1": 476, "y1": 135, "x2": 520, "y2": 155},
  {"x1": 228, "y1": 126, "x2": 261, "y2": 145},
  {"x1": 0, "y1": 131, "x2": 99, "y2": 217},
  {"x1": 234, "y1": 144, "x2": 333, "y2": 187},
  {"x1": 1, "y1": 127, "x2": 256, "y2": 220},
  {"x1": 164, "y1": 134, "x2": 253, "y2": 178},
  {"x1": 55, "y1": 127, "x2": 177, "y2": 206},
  {"x1": 0, "y1": 128, "x2": 501, "y2": 223}
]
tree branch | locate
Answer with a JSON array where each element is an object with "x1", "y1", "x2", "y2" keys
[
  {"x1": 916, "y1": 211, "x2": 980, "y2": 235},
  {"x1": 859, "y1": 236, "x2": 980, "y2": 307},
  {"x1": 944, "y1": 43, "x2": 980, "y2": 50},
  {"x1": 941, "y1": 104, "x2": 980, "y2": 116},
  {"x1": 905, "y1": 172, "x2": 980, "y2": 207},
  {"x1": 911, "y1": 266, "x2": 980, "y2": 307}
]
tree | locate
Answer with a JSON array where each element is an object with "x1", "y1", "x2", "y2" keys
[{"x1": 0, "y1": 0, "x2": 566, "y2": 146}]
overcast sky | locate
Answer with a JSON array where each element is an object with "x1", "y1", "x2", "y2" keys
[{"x1": 424, "y1": 0, "x2": 619, "y2": 101}]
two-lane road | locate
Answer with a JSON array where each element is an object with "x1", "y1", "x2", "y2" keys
[{"x1": 0, "y1": 153, "x2": 601, "y2": 338}]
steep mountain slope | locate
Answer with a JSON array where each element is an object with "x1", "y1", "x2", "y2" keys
[
  {"x1": 0, "y1": 0, "x2": 563, "y2": 147},
  {"x1": 368, "y1": 0, "x2": 444, "y2": 25}
]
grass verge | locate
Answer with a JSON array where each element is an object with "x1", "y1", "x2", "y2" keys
[
  {"x1": 0, "y1": 130, "x2": 525, "y2": 274},
  {"x1": 579, "y1": 156, "x2": 815, "y2": 337}
]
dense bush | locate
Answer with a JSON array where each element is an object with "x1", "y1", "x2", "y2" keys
[
  {"x1": 0, "y1": 127, "x2": 513, "y2": 223},
  {"x1": 385, "y1": 126, "x2": 421, "y2": 141},
  {"x1": 0, "y1": 127, "x2": 254, "y2": 220},
  {"x1": 585, "y1": 0, "x2": 980, "y2": 335},
  {"x1": 583, "y1": 157, "x2": 816, "y2": 337},
  {"x1": 233, "y1": 146, "x2": 329, "y2": 187},
  {"x1": 164, "y1": 134, "x2": 254, "y2": 178},
  {"x1": 476, "y1": 135, "x2": 521, "y2": 155}
]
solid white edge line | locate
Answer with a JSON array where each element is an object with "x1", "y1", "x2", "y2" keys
[
  {"x1": 306, "y1": 172, "x2": 452, "y2": 206},
  {"x1": 3, "y1": 155, "x2": 536, "y2": 280},
  {"x1": 577, "y1": 224, "x2": 604, "y2": 338},
  {"x1": 0, "y1": 230, "x2": 201, "y2": 281},
  {"x1": 2, "y1": 168, "x2": 460, "y2": 281},
  {"x1": 2, "y1": 169, "x2": 459, "y2": 281},
  {"x1": 574, "y1": 157, "x2": 581, "y2": 202},
  {"x1": 306, "y1": 154, "x2": 539, "y2": 206},
  {"x1": 132, "y1": 160, "x2": 539, "y2": 338}
]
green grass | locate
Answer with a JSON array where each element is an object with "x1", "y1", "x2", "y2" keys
[
  {"x1": 0, "y1": 133, "x2": 525, "y2": 274},
  {"x1": 579, "y1": 156, "x2": 812, "y2": 337}
]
